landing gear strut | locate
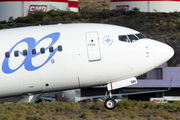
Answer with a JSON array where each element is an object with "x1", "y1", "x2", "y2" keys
[{"x1": 104, "y1": 91, "x2": 116, "y2": 110}]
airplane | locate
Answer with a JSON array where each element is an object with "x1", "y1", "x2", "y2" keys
[{"x1": 0, "y1": 23, "x2": 174, "y2": 110}]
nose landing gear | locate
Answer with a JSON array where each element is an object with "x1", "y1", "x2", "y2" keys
[
  {"x1": 104, "y1": 77, "x2": 138, "y2": 110},
  {"x1": 104, "y1": 91, "x2": 116, "y2": 110}
]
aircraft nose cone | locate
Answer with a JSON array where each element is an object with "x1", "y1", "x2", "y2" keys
[{"x1": 153, "y1": 41, "x2": 174, "y2": 67}]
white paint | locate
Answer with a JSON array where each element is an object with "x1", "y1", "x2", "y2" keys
[
  {"x1": 0, "y1": 23, "x2": 174, "y2": 97},
  {"x1": 107, "y1": 77, "x2": 137, "y2": 91},
  {"x1": 69, "y1": 7, "x2": 78, "y2": 12},
  {"x1": 86, "y1": 32, "x2": 101, "y2": 61},
  {"x1": 0, "y1": 2, "x2": 68, "y2": 21},
  {"x1": 68, "y1": 0, "x2": 78, "y2": 12}
]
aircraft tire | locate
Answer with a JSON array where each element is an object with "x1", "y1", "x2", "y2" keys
[{"x1": 104, "y1": 98, "x2": 116, "y2": 110}]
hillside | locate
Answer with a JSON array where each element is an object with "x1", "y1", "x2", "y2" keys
[
  {"x1": 100, "y1": 11, "x2": 180, "y2": 67},
  {"x1": 78, "y1": 0, "x2": 109, "y2": 12},
  {"x1": 0, "y1": 6, "x2": 179, "y2": 67}
]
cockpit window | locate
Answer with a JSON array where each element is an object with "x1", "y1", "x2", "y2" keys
[
  {"x1": 127, "y1": 35, "x2": 138, "y2": 42},
  {"x1": 119, "y1": 35, "x2": 130, "y2": 42},
  {"x1": 135, "y1": 33, "x2": 146, "y2": 39},
  {"x1": 119, "y1": 33, "x2": 146, "y2": 43}
]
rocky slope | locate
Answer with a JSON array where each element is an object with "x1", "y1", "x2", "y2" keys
[
  {"x1": 78, "y1": 0, "x2": 180, "y2": 67},
  {"x1": 100, "y1": 12, "x2": 180, "y2": 67},
  {"x1": 0, "y1": 5, "x2": 180, "y2": 67}
]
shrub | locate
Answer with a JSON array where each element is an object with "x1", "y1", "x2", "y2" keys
[
  {"x1": 90, "y1": 101, "x2": 104, "y2": 110},
  {"x1": 40, "y1": 17, "x2": 51, "y2": 25},
  {"x1": 83, "y1": 102, "x2": 94, "y2": 109},
  {"x1": 0, "y1": 24, "x2": 8, "y2": 29},
  {"x1": 0, "y1": 20, "x2": 7, "y2": 24},
  {"x1": 74, "y1": 12, "x2": 81, "y2": 19},
  {"x1": 32, "y1": 10, "x2": 45, "y2": 21},
  {"x1": 154, "y1": 109, "x2": 168, "y2": 117},
  {"x1": 65, "y1": 101, "x2": 81, "y2": 112},
  {"x1": 62, "y1": 16, "x2": 72, "y2": 21},
  {"x1": 8, "y1": 16, "x2": 13, "y2": 23},
  {"x1": 30, "y1": 113, "x2": 44, "y2": 120},
  {"x1": 176, "y1": 23, "x2": 180, "y2": 31},
  {"x1": 25, "y1": 16, "x2": 37, "y2": 24},
  {"x1": 55, "y1": 102, "x2": 67, "y2": 112},
  {"x1": 116, "y1": 100, "x2": 139, "y2": 109},
  {"x1": 15, "y1": 110, "x2": 26, "y2": 119},
  {"x1": 149, "y1": 116, "x2": 164, "y2": 120},
  {"x1": 0, "y1": 106, "x2": 5, "y2": 115},
  {"x1": 2, "y1": 114, "x2": 15, "y2": 120},
  {"x1": 142, "y1": 102, "x2": 156, "y2": 109},
  {"x1": 53, "y1": 16, "x2": 63, "y2": 21},
  {"x1": 67, "y1": 113, "x2": 78, "y2": 119},
  {"x1": 100, "y1": 11, "x2": 111, "y2": 19},
  {"x1": 101, "y1": 109, "x2": 118, "y2": 119},
  {"x1": 140, "y1": 108, "x2": 152, "y2": 116},
  {"x1": 47, "y1": 10, "x2": 63, "y2": 17},
  {"x1": 155, "y1": 103, "x2": 170, "y2": 109},
  {"x1": 79, "y1": 110, "x2": 94, "y2": 119},
  {"x1": 130, "y1": 7, "x2": 140, "y2": 16},
  {"x1": 102, "y1": 9, "x2": 109, "y2": 11},
  {"x1": 14, "y1": 17, "x2": 26, "y2": 23},
  {"x1": 81, "y1": 14, "x2": 90, "y2": 19}
]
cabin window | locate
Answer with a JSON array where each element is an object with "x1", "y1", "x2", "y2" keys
[
  {"x1": 119, "y1": 35, "x2": 130, "y2": 42},
  {"x1": 49, "y1": 46, "x2": 54, "y2": 53},
  {"x1": 57, "y1": 45, "x2": 62, "y2": 52},
  {"x1": 40, "y1": 47, "x2": 45, "y2": 54},
  {"x1": 14, "y1": 51, "x2": 19, "y2": 57},
  {"x1": 31, "y1": 48, "x2": 36, "y2": 55},
  {"x1": 5, "y1": 52, "x2": 10, "y2": 58},
  {"x1": 135, "y1": 33, "x2": 146, "y2": 39},
  {"x1": 23, "y1": 50, "x2": 28, "y2": 56},
  {"x1": 127, "y1": 35, "x2": 138, "y2": 42}
]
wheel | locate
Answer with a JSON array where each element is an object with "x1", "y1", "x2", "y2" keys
[{"x1": 104, "y1": 98, "x2": 116, "y2": 110}]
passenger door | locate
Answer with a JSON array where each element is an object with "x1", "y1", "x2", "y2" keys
[{"x1": 85, "y1": 32, "x2": 101, "y2": 62}]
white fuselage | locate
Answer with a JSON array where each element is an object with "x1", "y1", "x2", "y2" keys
[{"x1": 0, "y1": 23, "x2": 174, "y2": 97}]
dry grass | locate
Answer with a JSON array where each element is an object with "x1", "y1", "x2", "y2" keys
[{"x1": 1, "y1": 100, "x2": 180, "y2": 119}]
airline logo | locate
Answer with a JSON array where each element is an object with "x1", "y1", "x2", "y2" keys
[
  {"x1": 116, "y1": 5, "x2": 129, "y2": 11},
  {"x1": 28, "y1": 5, "x2": 47, "y2": 15},
  {"x1": 2, "y1": 32, "x2": 60, "y2": 74},
  {"x1": 103, "y1": 35, "x2": 113, "y2": 45}
]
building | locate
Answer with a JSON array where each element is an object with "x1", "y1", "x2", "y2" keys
[
  {"x1": 0, "y1": 0, "x2": 78, "y2": 21},
  {"x1": 110, "y1": 0, "x2": 180, "y2": 12}
]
